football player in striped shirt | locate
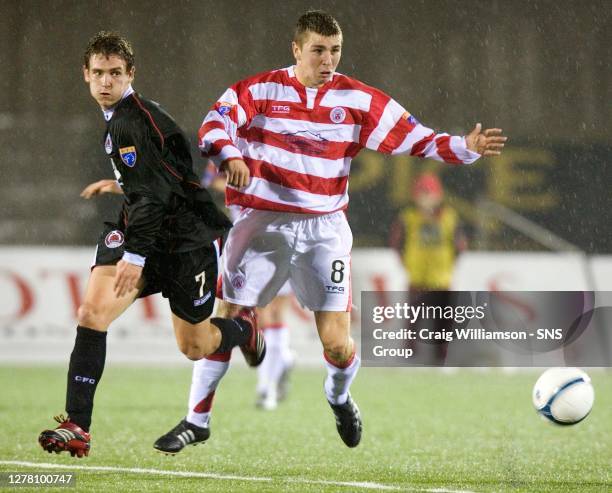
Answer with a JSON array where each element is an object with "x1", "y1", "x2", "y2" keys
[{"x1": 158, "y1": 10, "x2": 507, "y2": 450}]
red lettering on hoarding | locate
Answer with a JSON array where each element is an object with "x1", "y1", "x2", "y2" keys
[
  {"x1": 0, "y1": 270, "x2": 34, "y2": 320},
  {"x1": 372, "y1": 275, "x2": 390, "y2": 307},
  {"x1": 65, "y1": 273, "x2": 83, "y2": 318},
  {"x1": 488, "y1": 276, "x2": 537, "y2": 322},
  {"x1": 41, "y1": 270, "x2": 85, "y2": 318},
  {"x1": 140, "y1": 296, "x2": 157, "y2": 321}
]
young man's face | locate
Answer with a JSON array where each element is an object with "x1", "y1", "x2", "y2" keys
[
  {"x1": 292, "y1": 31, "x2": 342, "y2": 88},
  {"x1": 83, "y1": 54, "x2": 134, "y2": 109}
]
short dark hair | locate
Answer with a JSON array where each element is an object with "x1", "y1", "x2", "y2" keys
[
  {"x1": 294, "y1": 10, "x2": 342, "y2": 46},
  {"x1": 83, "y1": 31, "x2": 135, "y2": 71}
]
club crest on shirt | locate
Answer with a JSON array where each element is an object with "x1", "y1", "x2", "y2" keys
[
  {"x1": 216, "y1": 102, "x2": 233, "y2": 116},
  {"x1": 119, "y1": 146, "x2": 137, "y2": 167},
  {"x1": 104, "y1": 230, "x2": 124, "y2": 248},
  {"x1": 104, "y1": 134, "x2": 113, "y2": 155},
  {"x1": 330, "y1": 106, "x2": 346, "y2": 124}
]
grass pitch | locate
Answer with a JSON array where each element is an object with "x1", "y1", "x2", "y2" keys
[{"x1": 0, "y1": 366, "x2": 610, "y2": 492}]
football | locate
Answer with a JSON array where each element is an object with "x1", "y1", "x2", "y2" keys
[{"x1": 532, "y1": 367, "x2": 595, "y2": 425}]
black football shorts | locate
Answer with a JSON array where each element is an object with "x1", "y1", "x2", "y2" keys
[{"x1": 93, "y1": 222, "x2": 218, "y2": 324}]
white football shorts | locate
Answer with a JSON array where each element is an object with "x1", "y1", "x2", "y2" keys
[{"x1": 222, "y1": 209, "x2": 352, "y2": 311}]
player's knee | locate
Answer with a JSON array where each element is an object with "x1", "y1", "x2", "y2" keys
[
  {"x1": 179, "y1": 344, "x2": 208, "y2": 361},
  {"x1": 323, "y1": 340, "x2": 351, "y2": 363},
  {"x1": 184, "y1": 349, "x2": 206, "y2": 361},
  {"x1": 177, "y1": 336, "x2": 215, "y2": 361},
  {"x1": 77, "y1": 302, "x2": 110, "y2": 330}
]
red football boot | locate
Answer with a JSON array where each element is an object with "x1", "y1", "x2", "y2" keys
[
  {"x1": 39, "y1": 415, "x2": 91, "y2": 458},
  {"x1": 237, "y1": 308, "x2": 266, "y2": 367}
]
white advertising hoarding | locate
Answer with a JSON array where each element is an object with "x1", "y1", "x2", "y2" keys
[{"x1": 0, "y1": 247, "x2": 607, "y2": 365}]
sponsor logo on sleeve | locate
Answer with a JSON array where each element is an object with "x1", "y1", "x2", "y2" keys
[
  {"x1": 402, "y1": 111, "x2": 419, "y2": 126},
  {"x1": 216, "y1": 102, "x2": 234, "y2": 116},
  {"x1": 105, "y1": 134, "x2": 113, "y2": 154},
  {"x1": 104, "y1": 230, "x2": 125, "y2": 248},
  {"x1": 330, "y1": 106, "x2": 346, "y2": 124},
  {"x1": 119, "y1": 146, "x2": 137, "y2": 167}
]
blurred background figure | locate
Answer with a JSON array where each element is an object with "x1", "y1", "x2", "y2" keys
[
  {"x1": 255, "y1": 289, "x2": 295, "y2": 410},
  {"x1": 390, "y1": 173, "x2": 467, "y2": 365}
]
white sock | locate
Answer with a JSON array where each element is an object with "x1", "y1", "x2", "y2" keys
[
  {"x1": 324, "y1": 352, "x2": 360, "y2": 405},
  {"x1": 186, "y1": 353, "x2": 230, "y2": 428},
  {"x1": 256, "y1": 326, "x2": 290, "y2": 396}
]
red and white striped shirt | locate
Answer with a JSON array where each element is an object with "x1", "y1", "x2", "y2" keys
[{"x1": 198, "y1": 66, "x2": 480, "y2": 214}]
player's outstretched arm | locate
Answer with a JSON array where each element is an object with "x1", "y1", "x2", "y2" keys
[
  {"x1": 80, "y1": 179, "x2": 123, "y2": 199},
  {"x1": 465, "y1": 123, "x2": 508, "y2": 157},
  {"x1": 359, "y1": 87, "x2": 508, "y2": 164}
]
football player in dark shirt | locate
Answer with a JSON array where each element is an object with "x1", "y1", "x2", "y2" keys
[{"x1": 38, "y1": 32, "x2": 266, "y2": 458}]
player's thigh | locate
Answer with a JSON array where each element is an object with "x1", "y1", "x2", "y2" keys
[
  {"x1": 290, "y1": 212, "x2": 353, "y2": 312},
  {"x1": 222, "y1": 211, "x2": 292, "y2": 307},
  {"x1": 79, "y1": 265, "x2": 142, "y2": 330},
  {"x1": 162, "y1": 245, "x2": 218, "y2": 327}
]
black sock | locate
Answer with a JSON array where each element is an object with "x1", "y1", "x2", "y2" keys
[
  {"x1": 65, "y1": 326, "x2": 107, "y2": 432},
  {"x1": 210, "y1": 317, "x2": 252, "y2": 354}
]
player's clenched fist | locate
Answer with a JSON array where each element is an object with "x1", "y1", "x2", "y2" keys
[
  {"x1": 466, "y1": 123, "x2": 508, "y2": 157},
  {"x1": 221, "y1": 159, "x2": 250, "y2": 188}
]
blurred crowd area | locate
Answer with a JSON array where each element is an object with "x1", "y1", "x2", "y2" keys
[{"x1": 0, "y1": 0, "x2": 610, "y2": 252}]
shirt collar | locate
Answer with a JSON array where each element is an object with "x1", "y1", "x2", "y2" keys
[
  {"x1": 102, "y1": 85, "x2": 135, "y2": 121},
  {"x1": 287, "y1": 65, "x2": 336, "y2": 91}
]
